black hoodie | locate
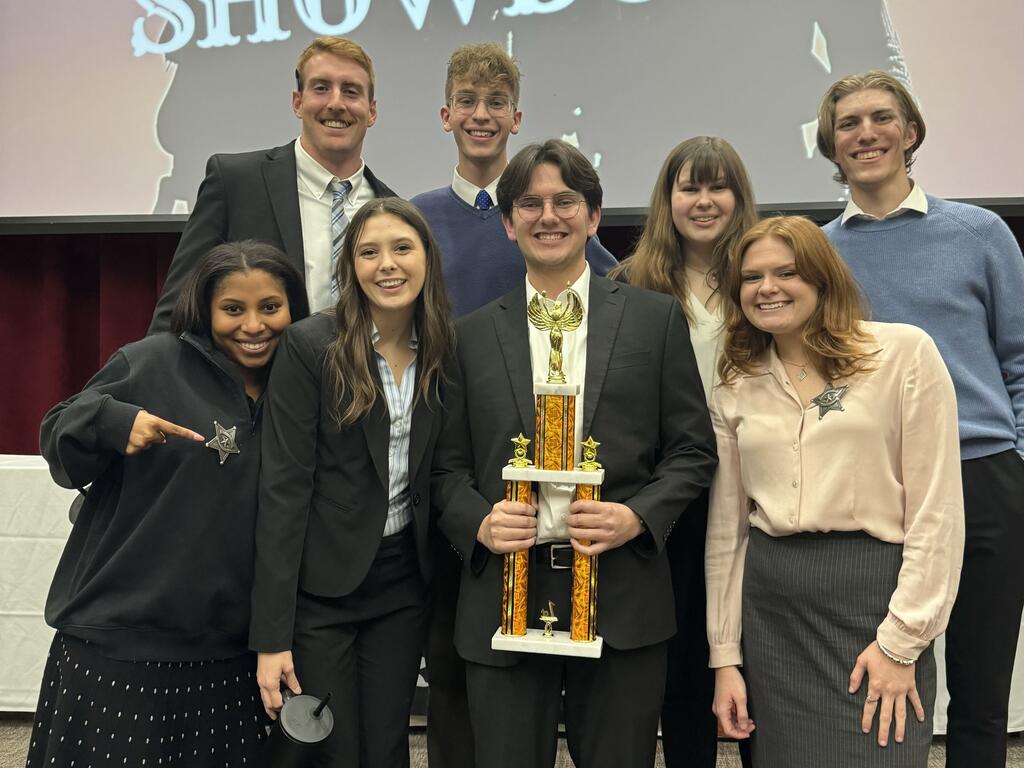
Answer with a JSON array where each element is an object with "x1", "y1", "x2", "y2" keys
[{"x1": 40, "y1": 331, "x2": 263, "y2": 661}]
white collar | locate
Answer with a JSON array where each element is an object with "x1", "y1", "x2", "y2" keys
[
  {"x1": 451, "y1": 166, "x2": 501, "y2": 209},
  {"x1": 525, "y1": 264, "x2": 592, "y2": 314},
  {"x1": 295, "y1": 138, "x2": 366, "y2": 200},
  {"x1": 370, "y1": 321, "x2": 419, "y2": 350},
  {"x1": 841, "y1": 181, "x2": 928, "y2": 225}
]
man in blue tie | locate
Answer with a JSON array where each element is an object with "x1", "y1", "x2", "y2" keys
[
  {"x1": 411, "y1": 43, "x2": 617, "y2": 319},
  {"x1": 149, "y1": 36, "x2": 397, "y2": 333}
]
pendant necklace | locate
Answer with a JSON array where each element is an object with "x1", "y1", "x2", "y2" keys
[{"x1": 778, "y1": 356, "x2": 809, "y2": 382}]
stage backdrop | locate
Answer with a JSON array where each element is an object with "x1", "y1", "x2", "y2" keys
[{"x1": 1, "y1": 0, "x2": 1022, "y2": 218}]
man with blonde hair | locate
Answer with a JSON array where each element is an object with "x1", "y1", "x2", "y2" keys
[
  {"x1": 817, "y1": 70, "x2": 1024, "y2": 767},
  {"x1": 150, "y1": 36, "x2": 396, "y2": 332}
]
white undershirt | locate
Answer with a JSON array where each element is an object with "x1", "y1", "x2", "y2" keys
[
  {"x1": 527, "y1": 265, "x2": 590, "y2": 544},
  {"x1": 294, "y1": 138, "x2": 376, "y2": 313}
]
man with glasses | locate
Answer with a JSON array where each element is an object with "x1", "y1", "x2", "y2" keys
[
  {"x1": 412, "y1": 44, "x2": 616, "y2": 768},
  {"x1": 411, "y1": 43, "x2": 616, "y2": 318},
  {"x1": 148, "y1": 36, "x2": 396, "y2": 333},
  {"x1": 431, "y1": 139, "x2": 717, "y2": 767}
]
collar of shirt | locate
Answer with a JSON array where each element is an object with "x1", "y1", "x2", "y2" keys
[
  {"x1": 451, "y1": 166, "x2": 501, "y2": 209},
  {"x1": 370, "y1": 322, "x2": 420, "y2": 351},
  {"x1": 295, "y1": 137, "x2": 366, "y2": 201},
  {"x1": 840, "y1": 181, "x2": 928, "y2": 225}
]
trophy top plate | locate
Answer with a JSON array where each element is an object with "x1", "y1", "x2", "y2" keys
[{"x1": 501, "y1": 467, "x2": 606, "y2": 485}]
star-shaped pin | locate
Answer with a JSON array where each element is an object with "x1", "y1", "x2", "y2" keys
[
  {"x1": 205, "y1": 421, "x2": 240, "y2": 464},
  {"x1": 810, "y1": 382, "x2": 849, "y2": 420}
]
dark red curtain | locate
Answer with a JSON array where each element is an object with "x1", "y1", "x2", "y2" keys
[{"x1": 0, "y1": 233, "x2": 177, "y2": 454}]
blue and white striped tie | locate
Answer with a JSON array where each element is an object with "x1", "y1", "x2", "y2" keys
[{"x1": 330, "y1": 179, "x2": 353, "y2": 302}]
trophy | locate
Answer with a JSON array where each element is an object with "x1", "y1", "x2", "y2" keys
[{"x1": 491, "y1": 288, "x2": 604, "y2": 658}]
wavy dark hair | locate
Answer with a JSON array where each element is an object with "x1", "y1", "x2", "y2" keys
[
  {"x1": 325, "y1": 198, "x2": 454, "y2": 426},
  {"x1": 170, "y1": 239, "x2": 309, "y2": 337},
  {"x1": 609, "y1": 136, "x2": 758, "y2": 325},
  {"x1": 718, "y1": 216, "x2": 878, "y2": 383}
]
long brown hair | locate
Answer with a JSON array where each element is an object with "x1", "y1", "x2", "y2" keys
[
  {"x1": 609, "y1": 136, "x2": 758, "y2": 324},
  {"x1": 718, "y1": 216, "x2": 878, "y2": 383},
  {"x1": 324, "y1": 198, "x2": 453, "y2": 426}
]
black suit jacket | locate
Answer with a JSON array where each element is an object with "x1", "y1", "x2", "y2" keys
[
  {"x1": 149, "y1": 142, "x2": 398, "y2": 334},
  {"x1": 432, "y1": 275, "x2": 717, "y2": 666},
  {"x1": 249, "y1": 313, "x2": 441, "y2": 652}
]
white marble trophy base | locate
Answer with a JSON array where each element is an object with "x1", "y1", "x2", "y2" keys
[
  {"x1": 491, "y1": 627, "x2": 603, "y2": 658},
  {"x1": 501, "y1": 466, "x2": 605, "y2": 485}
]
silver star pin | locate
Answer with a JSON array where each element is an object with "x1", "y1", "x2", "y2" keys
[
  {"x1": 810, "y1": 383, "x2": 849, "y2": 420},
  {"x1": 205, "y1": 421, "x2": 240, "y2": 464}
]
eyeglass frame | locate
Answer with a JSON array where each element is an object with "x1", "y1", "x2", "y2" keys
[
  {"x1": 448, "y1": 91, "x2": 516, "y2": 117},
  {"x1": 511, "y1": 194, "x2": 586, "y2": 222}
]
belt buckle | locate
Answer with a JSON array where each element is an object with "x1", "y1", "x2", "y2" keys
[{"x1": 549, "y1": 544, "x2": 573, "y2": 570}]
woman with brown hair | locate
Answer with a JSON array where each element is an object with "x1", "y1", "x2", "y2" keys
[
  {"x1": 611, "y1": 136, "x2": 758, "y2": 766},
  {"x1": 250, "y1": 198, "x2": 453, "y2": 767},
  {"x1": 706, "y1": 216, "x2": 964, "y2": 765}
]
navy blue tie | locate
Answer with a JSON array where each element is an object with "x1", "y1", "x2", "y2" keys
[{"x1": 474, "y1": 190, "x2": 492, "y2": 211}]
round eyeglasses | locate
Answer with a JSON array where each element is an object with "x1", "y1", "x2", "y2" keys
[
  {"x1": 512, "y1": 195, "x2": 584, "y2": 222},
  {"x1": 449, "y1": 92, "x2": 515, "y2": 117}
]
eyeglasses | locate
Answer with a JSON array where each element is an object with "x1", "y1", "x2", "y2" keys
[
  {"x1": 449, "y1": 92, "x2": 515, "y2": 116},
  {"x1": 513, "y1": 194, "x2": 584, "y2": 222}
]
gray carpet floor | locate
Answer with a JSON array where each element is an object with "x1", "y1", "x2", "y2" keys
[{"x1": 3, "y1": 716, "x2": 1023, "y2": 767}]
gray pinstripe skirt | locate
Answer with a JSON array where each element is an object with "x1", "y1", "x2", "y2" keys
[{"x1": 742, "y1": 528, "x2": 936, "y2": 767}]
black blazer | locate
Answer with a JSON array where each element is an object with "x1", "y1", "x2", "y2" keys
[
  {"x1": 432, "y1": 274, "x2": 718, "y2": 666},
  {"x1": 249, "y1": 313, "x2": 441, "y2": 652},
  {"x1": 149, "y1": 142, "x2": 398, "y2": 334}
]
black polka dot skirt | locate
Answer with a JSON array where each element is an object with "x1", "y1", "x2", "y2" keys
[{"x1": 26, "y1": 633, "x2": 269, "y2": 768}]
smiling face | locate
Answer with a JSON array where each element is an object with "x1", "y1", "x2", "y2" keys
[
  {"x1": 738, "y1": 235, "x2": 819, "y2": 349},
  {"x1": 210, "y1": 269, "x2": 292, "y2": 371},
  {"x1": 442, "y1": 79, "x2": 521, "y2": 172},
  {"x1": 353, "y1": 213, "x2": 427, "y2": 323},
  {"x1": 502, "y1": 162, "x2": 599, "y2": 286},
  {"x1": 293, "y1": 53, "x2": 377, "y2": 178},
  {"x1": 671, "y1": 161, "x2": 736, "y2": 252},
  {"x1": 832, "y1": 88, "x2": 918, "y2": 197}
]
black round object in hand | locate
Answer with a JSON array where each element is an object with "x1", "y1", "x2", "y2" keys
[{"x1": 279, "y1": 689, "x2": 334, "y2": 745}]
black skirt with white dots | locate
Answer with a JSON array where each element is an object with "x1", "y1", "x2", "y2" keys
[{"x1": 26, "y1": 633, "x2": 269, "y2": 768}]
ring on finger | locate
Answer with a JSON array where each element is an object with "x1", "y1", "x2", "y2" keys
[{"x1": 866, "y1": 695, "x2": 880, "y2": 703}]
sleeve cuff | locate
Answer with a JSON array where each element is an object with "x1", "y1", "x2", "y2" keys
[
  {"x1": 709, "y1": 642, "x2": 743, "y2": 668},
  {"x1": 876, "y1": 614, "x2": 930, "y2": 662},
  {"x1": 97, "y1": 397, "x2": 143, "y2": 454}
]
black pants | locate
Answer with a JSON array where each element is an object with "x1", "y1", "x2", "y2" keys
[
  {"x1": 266, "y1": 528, "x2": 428, "y2": 768},
  {"x1": 661, "y1": 488, "x2": 718, "y2": 768},
  {"x1": 425, "y1": 538, "x2": 476, "y2": 768},
  {"x1": 945, "y1": 449, "x2": 1024, "y2": 767},
  {"x1": 465, "y1": 543, "x2": 667, "y2": 768}
]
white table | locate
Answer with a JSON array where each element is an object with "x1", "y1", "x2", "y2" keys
[
  {"x1": 0, "y1": 455, "x2": 75, "y2": 711},
  {"x1": 2, "y1": 455, "x2": 1023, "y2": 732}
]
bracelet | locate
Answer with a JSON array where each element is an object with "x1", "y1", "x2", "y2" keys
[{"x1": 877, "y1": 642, "x2": 915, "y2": 666}]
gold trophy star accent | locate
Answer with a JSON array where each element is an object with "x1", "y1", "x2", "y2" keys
[
  {"x1": 527, "y1": 287, "x2": 584, "y2": 384},
  {"x1": 507, "y1": 433, "x2": 533, "y2": 468},
  {"x1": 578, "y1": 436, "x2": 602, "y2": 472}
]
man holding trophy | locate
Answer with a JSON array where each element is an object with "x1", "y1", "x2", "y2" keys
[{"x1": 432, "y1": 139, "x2": 717, "y2": 767}]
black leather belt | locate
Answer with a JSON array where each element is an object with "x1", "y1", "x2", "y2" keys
[{"x1": 537, "y1": 543, "x2": 574, "y2": 570}]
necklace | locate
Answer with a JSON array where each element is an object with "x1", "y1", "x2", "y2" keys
[{"x1": 778, "y1": 356, "x2": 809, "y2": 382}]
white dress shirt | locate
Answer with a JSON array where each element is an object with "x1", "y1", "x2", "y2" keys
[
  {"x1": 840, "y1": 180, "x2": 929, "y2": 224},
  {"x1": 294, "y1": 138, "x2": 377, "y2": 313},
  {"x1": 451, "y1": 166, "x2": 500, "y2": 209},
  {"x1": 527, "y1": 266, "x2": 591, "y2": 544}
]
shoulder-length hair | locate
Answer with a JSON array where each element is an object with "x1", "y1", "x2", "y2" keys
[
  {"x1": 609, "y1": 136, "x2": 758, "y2": 324},
  {"x1": 325, "y1": 198, "x2": 454, "y2": 427},
  {"x1": 718, "y1": 216, "x2": 877, "y2": 383},
  {"x1": 170, "y1": 239, "x2": 309, "y2": 337}
]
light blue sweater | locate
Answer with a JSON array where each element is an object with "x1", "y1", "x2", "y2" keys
[
  {"x1": 411, "y1": 186, "x2": 618, "y2": 318},
  {"x1": 824, "y1": 195, "x2": 1024, "y2": 459}
]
